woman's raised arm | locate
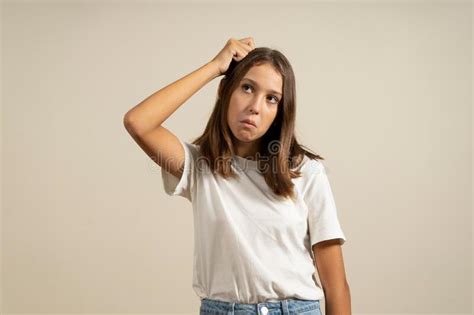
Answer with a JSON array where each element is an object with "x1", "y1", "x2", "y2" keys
[
  {"x1": 123, "y1": 61, "x2": 220, "y2": 136},
  {"x1": 122, "y1": 37, "x2": 255, "y2": 179}
]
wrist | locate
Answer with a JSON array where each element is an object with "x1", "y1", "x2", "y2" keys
[{"x1": 207, "y1": 60, "x2": 222, "y2": 78}]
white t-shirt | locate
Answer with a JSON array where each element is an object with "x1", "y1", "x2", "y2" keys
[{"x1": 160, "y1": 137, "x2": 347, "y2": 304}]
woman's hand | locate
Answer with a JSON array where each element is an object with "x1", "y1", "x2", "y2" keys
[{"x1": 210, "y1": 37, "x2": 256, "y2": 76}]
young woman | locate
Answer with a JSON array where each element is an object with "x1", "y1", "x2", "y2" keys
[{"x1": 124, "y1": 37, "x2": 351, "y2": 315}]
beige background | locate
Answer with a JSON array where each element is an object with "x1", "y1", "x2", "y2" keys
[{"x1": 1, "y1": 0, "x2": 472, "y2": 314}]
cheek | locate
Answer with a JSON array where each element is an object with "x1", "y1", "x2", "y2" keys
[
  {"x1": 227, "y1": 97, "x2": 243, "y2": 122},
  {"x1": 266, "y1": 108, "x2": 278, "y2": 126}
]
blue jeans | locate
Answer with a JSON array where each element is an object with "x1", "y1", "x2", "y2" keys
[{"x1": 200, "y1": 298, "x2": 322, "y2": 315}]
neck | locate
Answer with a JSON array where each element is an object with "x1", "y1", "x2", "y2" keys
[{"x1": 234, "y1": 140, "x2": 260, "y2": 160}]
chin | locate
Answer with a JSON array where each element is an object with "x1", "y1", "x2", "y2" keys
[
  {"x1": 232, "y1": 131, "x2": 257, "y2": 143},
  {"x1": 235, "y1": 136, "x2": 254, "y2": 142}
]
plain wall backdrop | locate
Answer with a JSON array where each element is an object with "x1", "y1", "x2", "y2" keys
[{"x1": 1, "y1": 0, "x2": 472, "y2": 314}]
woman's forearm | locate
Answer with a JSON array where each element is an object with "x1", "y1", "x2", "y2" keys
[
  {"x1": 124, "y1": 61, "x2": 220, "y2": 136},
  {"x1": 325, "y1": 285, "x2": 352, "y2": 315}
]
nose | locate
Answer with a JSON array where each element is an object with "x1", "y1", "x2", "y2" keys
[{"x1": 248, "y1": 96, "x2": 264, "y2": 114}]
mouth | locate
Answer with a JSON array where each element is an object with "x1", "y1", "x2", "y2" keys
[{"x1": 240, "y1": 120, "x2": 256, "y2": 128}]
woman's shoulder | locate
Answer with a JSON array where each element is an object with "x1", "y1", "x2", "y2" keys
[
  {"x1": 295, "y1": 153, "x2": 325, "y2": 174},
  {"x1": 292, "y1": 155, "x2": 329, "y2": 198}
]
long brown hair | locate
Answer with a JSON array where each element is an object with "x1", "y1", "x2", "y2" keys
[{"x1": 193, "y1": 47, "x2": 323, "y2": 202}]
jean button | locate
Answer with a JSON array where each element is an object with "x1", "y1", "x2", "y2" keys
[{"x1": 260, "y1": 306, "x2": 268, "y2": 315}]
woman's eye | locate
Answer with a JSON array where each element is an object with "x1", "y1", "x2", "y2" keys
[
  {"x1": 268, "y1": 96, "x2": 279, "y2": 104},
  {"x1": 242, "y1": 84, "x2": 252, "y2": 92},
  {"x1": 242, "y1": 84, "x2": 279, "y2": 104}
]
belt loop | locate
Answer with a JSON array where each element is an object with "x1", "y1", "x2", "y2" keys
[
  {"x1": 229, "y1": 302, "x2": 235, "y2": 315},
  {"x1": 281, "y1": 299, "x2": 290, "y2": 315}
]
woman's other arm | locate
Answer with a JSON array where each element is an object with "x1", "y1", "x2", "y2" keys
[{"x1": 313, "y1": 239, "x2": 352, "y2": 315}]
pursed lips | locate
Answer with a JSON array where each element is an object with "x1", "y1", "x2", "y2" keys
[{"x1": 240, "y1": 120, "x2": 257, "y2": 128}]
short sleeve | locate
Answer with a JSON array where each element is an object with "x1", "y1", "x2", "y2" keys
[
  {"x1": 303, "y1": 160, "x2": 347, "y2": 247},
  {"x1": 160, "y1": 138, "x2": 197, "y2": 202}
]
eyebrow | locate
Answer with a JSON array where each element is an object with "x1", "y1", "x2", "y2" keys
[{"x1": 241, "y1": 77, "x2": 282, "y2": 97}]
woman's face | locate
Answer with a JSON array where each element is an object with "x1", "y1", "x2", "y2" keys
[{"x1": 227, "y1": 63, "x2": 283, "y2": 153}]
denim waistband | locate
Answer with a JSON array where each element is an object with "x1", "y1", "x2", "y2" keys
[{"x1": 200, "y1": 297, "x2": 321, "y2": 315}]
